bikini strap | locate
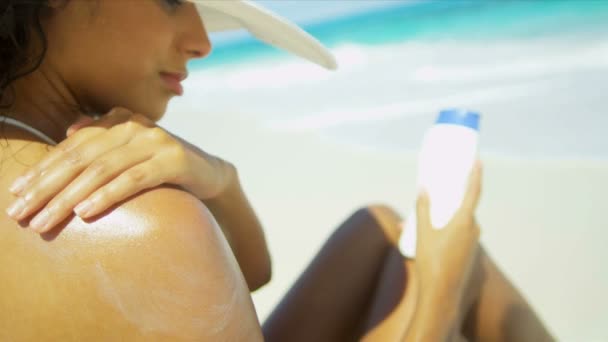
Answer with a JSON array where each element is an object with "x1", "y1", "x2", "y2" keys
[{"x1": 0, "y1": 115, "x2": 58, "y2": 145}]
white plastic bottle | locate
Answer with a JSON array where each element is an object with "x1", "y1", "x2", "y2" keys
[{"x1": 399, "y1": 109, "x2": 481, "y2": 258}]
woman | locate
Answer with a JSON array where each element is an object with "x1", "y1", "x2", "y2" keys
[{"x1": 0, "y1": 0, "x2": 553, "y2": 340}]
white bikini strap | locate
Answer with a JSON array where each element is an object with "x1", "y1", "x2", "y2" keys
[{"x1": 0, "y1": 116, "x2": 58, "y2": 145}]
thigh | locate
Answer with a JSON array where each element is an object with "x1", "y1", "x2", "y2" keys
[
  {"x1": 262, "y1": 205, "x2": 403, "y2": 342},
  {"x1": 462, "y1": 248, "x2": 555, "y2": 342},
  {"x1": 359, "y1": 248, "x2": 418, "y2": 342}
]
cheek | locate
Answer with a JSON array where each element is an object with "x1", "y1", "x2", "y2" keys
[
  {"x1": 53, "y1": 26, "x2": 172, "y2": 116},
  {"x1": 45, "y1": 1, "x2": 176, "y2": 116}
]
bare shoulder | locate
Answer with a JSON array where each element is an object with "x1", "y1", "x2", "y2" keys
[
  {"x1": 0, "y1": 160, "x2": 263, "y2": 341},
  {"x1": 72, "y1": 186, "x2": 264, "y2": 340}
]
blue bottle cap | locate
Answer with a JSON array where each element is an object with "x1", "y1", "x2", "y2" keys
[{"x1": 435, "y1": 109, "x2": 480, "y2": 131}]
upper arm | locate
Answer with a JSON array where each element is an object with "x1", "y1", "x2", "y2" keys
[
  {"x1": 0, "y1": 186, "x2": 263, "y2": 341},
  {"x1": 96, "y1": 186, "x2": 264, "y2": 340}
]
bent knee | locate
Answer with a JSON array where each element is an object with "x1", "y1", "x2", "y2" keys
[{"x1": 347, "y1": 204, "x2": 404, "y2": 244}]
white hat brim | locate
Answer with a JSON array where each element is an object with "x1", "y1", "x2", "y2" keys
[{"x1": 191, "y1": 0, "x2": 338, "y2": 70}]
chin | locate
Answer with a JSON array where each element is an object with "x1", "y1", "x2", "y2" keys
[
  {"x1": 132, "y1": 100, "x2": 168, "y2": 122},
  {"x1": 143, "y1": 108, "x2": 166, "y2": 123}
]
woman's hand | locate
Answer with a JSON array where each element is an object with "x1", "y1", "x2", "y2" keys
[
  {"x1": 5, "y1": 107, "x2": 235, "y2": 233},
  {"x1": 414, "y1": 161, "x2": 483, "y2": 315},
  {"x1": 403, "y1": 162, "x2": 483, "y2": 341}
]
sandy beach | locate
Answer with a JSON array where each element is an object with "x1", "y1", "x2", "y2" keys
[
  {"x1": 161, "y1": 108, "x2": 608, "y2": 341},
  {"x1": 158, "y1": 3, "x2": 608, "y2": 338}
]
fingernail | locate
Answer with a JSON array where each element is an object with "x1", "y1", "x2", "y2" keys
[
  {"x1": 74, "y1": 200, "x2": 93, "y2": 217},
  {"x1": 9, "y1": 176, "x2": 28, "y2": 194},
  {"x1": 30, "y1": 209, "x2": 50, "y2": 231},
  {"x1": 6, "y1": 198, "x2": 26, "y2": 218}
]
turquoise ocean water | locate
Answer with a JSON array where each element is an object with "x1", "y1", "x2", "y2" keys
[
  {"x1": 177, "y1": 0, "x2": 608, "y2": 160},
  {"x1": 191, "y1": 0, "x2": 608, "y2": 69},
  {"x1": 166, "y1": 4, "x2": 608, "y2": 340}
]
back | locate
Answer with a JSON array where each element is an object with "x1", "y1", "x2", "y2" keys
[{"x1": 0, "y1": 132, "x2": 263, "y2": 341}]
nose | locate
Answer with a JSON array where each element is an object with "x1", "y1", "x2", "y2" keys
[{"x1": 178, "y1": 3, "x2": 212, "y2": 60}]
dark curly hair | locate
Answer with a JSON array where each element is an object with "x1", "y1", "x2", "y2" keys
[{"x1": 0, "y1": 0, "x2": 49, "y2": 108}]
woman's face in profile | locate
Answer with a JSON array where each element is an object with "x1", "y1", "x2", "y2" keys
[{"x1": 43, "y1": 0, "x2": 211, "y2": 120}]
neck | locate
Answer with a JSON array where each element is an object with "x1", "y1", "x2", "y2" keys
[{"x1": 3, "y1": 66, "x2": 85, "y2": 144}]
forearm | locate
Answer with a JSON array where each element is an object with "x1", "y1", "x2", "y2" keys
[
  {"x1": 402, "y1": 288, "x2": 459, "y2": 342},
  {"x1": 171, "y1": 133, "x2": 272, "y2": 291},
  {"x1": 202, "y1": 165, "x2": 272, "y2": 291}
]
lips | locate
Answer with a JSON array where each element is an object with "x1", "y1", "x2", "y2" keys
[{"x1": 160, "y1": 72, "x2": 187, "y2": 96}]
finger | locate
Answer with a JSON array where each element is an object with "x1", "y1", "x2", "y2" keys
[
  {"x1": 76, "y1": 160, "x2": 167, "y2": 219},
  {"x1": 8, "y1": 127, "x2": 134, "y2": 222},
  {"x1": 415, "y1": 189, "x2": 433, "y2": 234},
  {"x1": 8, "y1": 130, "x2": 99, "y2": 195},
  {"x1": 9, "y1": 108, "x2": 141, "y2": 197},
  {"x1": 62, "y1": 107, "x2": 134, "y2": 141},
  {"x1": 8, "y1": 109, "x2": 132, "y2": 195},
  {"x1": 96, "y1": 107, "x2": 154, "y2": 130},
  {"x1": 66, "y1": 115, "x2": 96, "y2": 137},
  {"x1": 471, "y1": 218, "x2": 481, "y2": 239},
  {"x1": 460, "y1": 159, "x2": 483, "y2": 213},
  {"x1": 69, "y1": 142, "x2": 156, "y2": 217},
  {"x1": 70, "y1": 128, "x2": 180, "y2": 219},
  {"x1": 29, "y1": 145, "x2": 154, "y2": 232}
]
